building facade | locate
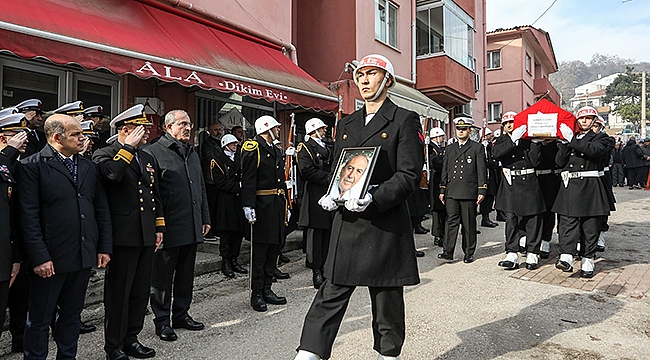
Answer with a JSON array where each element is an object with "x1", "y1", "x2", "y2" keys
[{"x1": 569, "y1": 73, "x2": 628, "y2": 131}]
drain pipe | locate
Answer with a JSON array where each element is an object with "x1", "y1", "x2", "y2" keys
[
  {"x1": 155, "y1": 0, "x2": 298, "y2": 63},
  {"x1": 395, "y1": 10, "x2": 417, "y2": 85}
]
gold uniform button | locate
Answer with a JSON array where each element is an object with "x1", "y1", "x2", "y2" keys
[
  {"x1": 381, "y1": 133, "x2": 388, "y2": 139},
  {"x1": 512, "y1": 154, "x2": 515, "y2": 158},
  {"x1": 276, "y1": 165, "x2": 279, "y2": 169},
  {"x1": 152, "y1": 206, "x2": 156, "y2": 211},
  {"x1": 140, "y1": 207, "x2": 144, "y2": 212},
  {"x1": 522, "y1": 177, "x2": 526, "y2": 181},
  {"x1": 277, "y1": 179, "x2": 281, "y2": 183},
  {"x1": 150, "y1": 184, "x2": 153, "y2": 187},
  {"x1": 138, "y1": 181, "x2": 142, "y2": 185},
  {"x1": 569, "y1": 164, "x2": 574, "y2": 168},
  {"x1": 581, "y1": 153, "x2": 584, "y2": 156},
  {"x1": 460, "y1": 176, "x2": 463, "y2": 179},
  {"x1": 140, "y1": 198, "x2": 144, "y2": 203},
  {"x1": 152, "y1": 199, "x2": 155, "y2": 203},
  {"x1": 139, "y1": 189, "x2": 143, "y2": 194},
  {"x1": 343, "y1": 134, "x2": 348, "y2": 140},
  {"x1": 150, "y1": 191, "x2": 153, "y2": 195},
  {"x1": 580, "y1": 165, "x2": 584, "y2": 169},
  {"x1": 267, "y1": 154, "x2": 271, "y2": 158}
]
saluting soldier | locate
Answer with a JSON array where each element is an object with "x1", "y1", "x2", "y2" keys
[
  {"x1": 240, "y1": 115, "x2": 289, "y2": 312},
  {"x1": 428, "y1": 127, "x2": 446, "y2": 247},
  {"x1": 296, "y1": 118, "x2": 333, "y2": 289},
  {"x1": 15, "y1": 99, "x2": 46, "y2": 158},
  {"x1": 93, "y1": 104, "x2": 164, "y2": 360},
  {"x1": 553, "y1": 106, "x2": 611, "y2": 278},
  {"x1": 438, "y1": 117, "x2": 487, "y2": 263},
  {"x1": 492, "y1": 111, "x2": 545, "y2": 270},
  {"x1": 209, "y1": 134, "x2": 248, "y2": 278},
  {"x1": 83, "y1": 105, "x2": 109, "y2": 150}
]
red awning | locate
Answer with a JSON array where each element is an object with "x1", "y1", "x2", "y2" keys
[{"x1": 0, "y1": 0, "x2": 338, "y2": 111}]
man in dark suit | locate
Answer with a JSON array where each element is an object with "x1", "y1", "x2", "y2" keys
[
  {"x1": 428, "y1": 127, "x2": 446, "y2": 247},
  {"x1": 438, "y1": 117, "x2": 487, "y2": 263},
  {"x1": 622, "y1": 137, "x2": 648, "y2": 189},
  {"x1": 15, "y1": 99, "x2": 46, "y2": 158},
  {"x1": 16, "y1": 114, "x2": 112, "y2": 360},
  {"x1": 93, "y1": 105, "x2": 165, "y2": 360},
  {"x1": 296, "y1": 118, "x2": 333, "y2": 289},
  {"x1": 295, "y1": 54, "x2": 423, "y2": 360},
  {"x1": 201, "y1": 122, "x2": 224, "y2": 241},
  {"x1": 241, "y1": 115, "x2": 289, "y2": 312},
  {"x1": 144, "y1": 109, "x2": 210, "y2": 342}
]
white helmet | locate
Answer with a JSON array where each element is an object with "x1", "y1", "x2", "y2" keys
[
  {"x1": 483, "y1": 127, "x2": 493, "y2": 135},
  {"x1": 493, "y1": 129, "x2": 502, "y2": 137},
  {"x1": 255, "y1": 115, "x2": 280, "y2": 135},
  {"x1": 501, "y1": 111, "x2": 516, "y2": 123},
  {"x1": 429, "y1": 127, "x2": 445, "y2": 138},
  {"x1": 576, "y1": 106, "x2": 598, "y2": 119},
  {"x1": 353, "y1": 54, "x2": 396, "y2": 101},
  {"x1": 221, "y1": 134, "x2": 238, "y2": 148},
  {"x1": 305, "y1": 118, "x2": 327, "y2": 134}
]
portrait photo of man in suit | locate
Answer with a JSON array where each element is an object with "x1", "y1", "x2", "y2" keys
[{"x1": 329, "y1": 153, "x2": 369, "y2": 201}]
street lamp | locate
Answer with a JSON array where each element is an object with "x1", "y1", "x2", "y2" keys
[{"x1": 633, "y1": 71, "x2": 647, "y2": 139}]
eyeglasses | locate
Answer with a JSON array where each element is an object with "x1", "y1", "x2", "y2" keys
[{"x1": 175, "y1": 121, "x2": 194, "y2": 129}]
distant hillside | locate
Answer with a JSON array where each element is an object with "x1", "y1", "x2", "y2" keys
[{"x1": 549, "y1": 54, "x2": 650, "y2": 109}]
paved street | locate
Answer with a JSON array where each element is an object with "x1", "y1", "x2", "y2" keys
[{"x1": 2, "y1": 188, "x2": 650, "y2": 359}]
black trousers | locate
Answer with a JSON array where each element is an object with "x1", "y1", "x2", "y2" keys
[
  {"x1": 444, "y1": 198, "x2": 477, "y2": 257},
  {"x1": 219, "y1": 231, "x2": 244, "y2": 259},
  {"x1": 540, "y1": 211, "x2": 556, "y2": 242},
  {"x1": 298, "y1": 280, "x2": 405, "y2": 359},
  {"x1": 251, "y1": 243, "x2": 280, "y2": 290},
  {"x1": 611, "y1": 163, "x2": 625, "y2": 186},
  {"x1": 479, "y1": 194, "x2": 495, "y2": 216},
  {"x1": 205, "y1": 184, "x2": 219, "y2": 237},
  {"x1": 150, "y1": 243, "x2": 197, "y2": 328},
  {"x1": 305, "y1": 228, "x2": 330, "y2": 269},
  {"x1": 627, "y1": 167, "x2": 643, "y2": 186},
  {"x1": 430, "y1": 208, "x2": 446, "y2": 238},
  {"x1": 0, "y1": 279, "x2": 9, "y2": 337},
  {"x1": 24, "y1": 268, "x2": 91, "y2": 360},
  {"x1": 8, "y1": 265, "x2": 29, "y2": 348},
  {"x1": 504, "y1": 212, "x2": 543, "y2": 254},
  {"x1": 104, "y1": 245, "x2": 154, "y2": 352},
  {"x1": 557, "y1": 215, "x2": 606, "y2": 258}
]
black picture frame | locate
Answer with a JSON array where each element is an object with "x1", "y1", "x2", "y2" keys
[{"x1": 327, "y1": 146, "x2": 380, "y2": 203}]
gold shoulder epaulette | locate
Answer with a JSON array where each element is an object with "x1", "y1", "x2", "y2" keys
[
  {"x1": 297, "y1": 142, "x2": 313, "y2": 160},
  {"x1": 296, "y1": 143, "x2": 305, "y2": 152},
  {"x1": 242, "y1": 140, "x2": 258, "y2": 152}
]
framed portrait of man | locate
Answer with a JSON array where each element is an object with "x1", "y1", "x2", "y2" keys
[{"x1": 327, "y1": 146, "x2": 380, "y2": 203}]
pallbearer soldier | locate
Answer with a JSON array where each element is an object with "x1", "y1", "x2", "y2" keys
[
  {"x1": 240, "y1": 115, "x2": 288, "y2": 312},
  {"x1": 209, "y1": 134, "x2": 248, "y2": 278},
  {"x1": 15, "y1": 99, "x2": 46, "y2": 157},
  {"x1": 93, "y1": 104, "x2": 164, "y2": 360},
  {"x1": 438, "y1": 117, "x2": 487, "y2": 263},
  {"x1": 428, "y1": 127, "x2": 446, "y2": 247},
  {"x1": 553, "y1": 106, "x2": 611, "y2": 278},
  {"x1": 592, "y1": 116, "x2": 616, "y2": 252},
  {"x1": 296, "y1": 118, "x2": 333, "y2": 289},
  {"x1": 295, "y1": 54, "x2": 423, "y2": 360},
  {"x1": 492, "y1": 111, "x2": 545, "y2": 270}
]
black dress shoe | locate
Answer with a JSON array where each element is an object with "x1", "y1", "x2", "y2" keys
[
  {"x1": 480, "y1": 220, "x2": 498, "y2": 228},
  {"x1": 262, "y1": 286, "x2": 287, "y2": 305},
  {"x1": 525, "y1": 263, "x2": 538, "y2": 270},
  {"x1": 415, "y1": 250, "x2": 425, "y2": 257},
  {"x1": 230, "y1": 259, "x2": 248, "y2": 274},
  {"x1": 251, "y1": 289, "x2": 267, "y2": 312},
  {"x1": 123, "y1": 341, "x2": 155, "y2": 359},
  {"x1": 271, "y1": 268, "x2": 290, "y2": 279},
  {"x1": 476, "y1": 229, "x2": 481, "y2": 234},
  {"x1": 463, "y1": 255, "x2": 474, "y2": 263},
  {"x1": 172, "y1": 316, "x2": 204, "y2": 331},
  {"x1": 580, "y1": 270, "x2": 594, "y2": 278},
  {"x1": 414, "y1": 224, "x2": 429, "y2": 234},
  {"x1": 155, "y1": 325, "x2": 177, "y2": 341},
  {"x1": 437, "y1": 252, "x2": 453, "y2": 261},
  {"x1": 278, "y1": 253, "x2": 291, "y2": 264},
  {"x1": 80, "y1": 321, "x2": 97, "y2": 334},
  {"x1": 555, "y1": 259, "x2": 573, "y2": 272},
  {"x1": 540, "y1": 251, "x2": 550, "y2": 259},
  {"x1": 596, "y1": 245, "x2": 605, "y2": 252},
  {"x1": 434, "y1": 237, "x2": 444, "y2": 247},
  {"x1": 312, "y1": 269, "x2": 325, "y2": 289},
  {"x1": 496, "y1": 213, "x2": 507, "y2": 222},
  {"x1": 221, "y1": 260, "x2": 235, "y2": 278},
  {"x1": 270, "y1": 276, "x2": 278, "y2": 283},
  {"x1": 497, "y1": 260, "x2": 519, "y2": 270},
  {"x1": 106, "y1": 348, "x2": 129, "y2": 360}
]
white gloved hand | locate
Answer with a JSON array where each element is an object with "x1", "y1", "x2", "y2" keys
[
  {"x1": 424, "y1": 136, "x2": 430, "y2": 145},
  {"x1": 285, "y1": 180, "x2": 294, "y2": 190},
  {"x1": 287, "y1": 210, "x2": 292, "y2": 223},
  {"x1": 243, "y1": 207, "x2": 257, "y2": 223},
  {"x1": 560, "y1": 123, "x2": 574, "y2": 142},
  {"x1": 531, "y1": 138, "x2": 543, "y2": 143},
  {"x1": 511, "y1": 125, "x2": 527, "y2": 142},
  {"x1": 318, "y1": 194, "x2": 339, "y2": 211},
  {"x1": 285, "y1": 146, "x2": 296, "y2": 156},
  {"x1": 344, "y1": 192, "x2": 373, "y2": 212}
]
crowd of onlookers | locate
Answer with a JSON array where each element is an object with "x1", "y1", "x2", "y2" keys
[{"x1": 610, "y1": 136, "x2": 650, "y2": 188}]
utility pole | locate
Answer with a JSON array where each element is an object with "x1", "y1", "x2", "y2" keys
[{"x1": 642, "y1": 71, "x2": 646, "y2": 139}]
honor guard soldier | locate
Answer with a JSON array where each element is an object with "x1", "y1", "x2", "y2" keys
[
  {"x1": 553, "y1": 106, "x2": 611, "y2": 278},
  {"x1": 241, "y1": 115, "x2": 289, "y2": 312},
  {"x1": 83, "y1": 105, "x2": 109, "y2": 150},
  {"x1": 295, "y1": 54, "x2": 423, "y2": 360},
  {"x1": 428, "y1": 127, "x2": 446, "y2": 247},
  {"x1": 591, "y1": 116, "x2": 616, "y2": 253},
  {"x1": 438, "y1": 117, "x2": 487, "y2": 263},
  {"x1": 93, "y1": 104, "x2": 164, "y2": 360},
  {"x1": 479, "y1": 127, "x2": 499, "y2": 227},
  {"x1": 492, "y1": 111, "x2": 545, "y2": 270},
  {"x1": 15, "y1": 99, "x2": 46, "y2": 157},
  {"x1": 0, "y1": 112, "x2": 27, "y2": 342},
  {"x1": 209, "y1": 134, "x2": 248, "y2": 278},
  {"x1": 296, "y1": 118, "x2": 333, "y2": 289}
]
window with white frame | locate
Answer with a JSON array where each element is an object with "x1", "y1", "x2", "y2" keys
[
  {"x1": 487, "y1": 50, "x2": 501, "y2": 69},
  {"x1": 376, "y1": 0, "x2": 399, "y2": 48},
  {"x1": 488, "y1": 102, "x2": 502, "y2": 123},
  {"x1": 416, "y1": 0, "x2": 475, "y2": 70},
  {"x1": 525, "y1": 53, "x2": 531, "y2": 74}
]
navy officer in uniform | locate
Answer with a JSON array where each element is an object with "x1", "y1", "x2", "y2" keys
[
  {"x1": 438, "y1": 117, "x2": 487, "y2": 263},
  {"x1": 93, "y1": 104, "x2": 164, "y2": 360},
  {"x1": 295, "y1": 54, "x2": 423, "y2": 360},
  {"x1": 553, "y1": 106, "x2": 611, "y2": 278},
  {"x1": 240, "y1": 115, "x2": 289, "y2": 312},
  {"x1": 15, "y1": 99, "x2": 46, "y2": 158}
]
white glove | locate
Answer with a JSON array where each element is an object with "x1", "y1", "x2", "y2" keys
[
  {"x1": 243, "y1": 207, "x2": 257, "y2": 223},
  {"x1": 285, "y1": 146, "x2": 296, "y2": 156},
  {"x1": 345, "y1": 193, "x2": 373, "y2": 212},
  {"x1": 511, "y1": 125, "x2": 527, "y2": 142},
  {"x1": 285, "y1": 180, "x2": 294, "y2": 190},
  {"x1": 424, "y1": 136, "x2": 430, "y2": 145},
  {"x1": 560, "y1": 123, "x2": 574, "y2": 142},
  {"x1": 287, "y1": 210, "x2": 292, "y2": 223},
  {"x1": 531, "y1": 138, "x2": 543, "y2": 143},
  {"x1": 318, "y1": 194, "x2": 339, "y2": 211}
]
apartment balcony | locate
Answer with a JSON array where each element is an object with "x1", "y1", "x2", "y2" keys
[
  {"x1": 534, "y1": 78, "x2": 561, "y2": 105},
  {"x1": 415, "y1": 55, "x2": 476, "y2": 108}
]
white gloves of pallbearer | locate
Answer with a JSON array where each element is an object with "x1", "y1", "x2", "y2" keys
[
  {"x1": 559, "y1": 123, "x2": 574, "y2": 143},
  {"x1": 511, "y1": 125, "x2": 527, "y2": 143},
  {"x1": 243, "y1": 207, "x2": 256, "y2": 223},
  {"x1": 318, "y1": 193, "x2": 373, "y2": 212}
]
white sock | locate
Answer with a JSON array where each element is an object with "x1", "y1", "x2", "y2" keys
[
  {"x1": 576, "y1": 242, "x2": 581, "y2": 252},
  {"x1": 295, "y1": 350, "x2": 321, "y2": 360},
  {"x1": 519, "y1": 236, "x2": 527, "y2": 248},
  {"x1": 378, "y1": 355, "x2": 400, "y2": 360},
  {"x1": 505, "y1": 252, "x2": 519, "y2": 263},
  {"x1": 560, "y1": 253, "x2": 573, "y2": 266},
  {"x1": 526, "y1": 253, "x2": 539, "y2": 265},
  {"x1": 581, "y1": 257, "x2": 595, "y2": 272},
  {"x1": 597, "y1": 232, "x2": 606, "y2": 247},
  {"x1": 540, "y1": 240, "x2": 551, "y2": 252}
]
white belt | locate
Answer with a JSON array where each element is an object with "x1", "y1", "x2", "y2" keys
[
  {"x1": 502, "y1": 168, "x2": 535, "y2": 185},
  {"x1": 560, "y1": 170, "x2": 605, "y2": 188},
  {"x1": 536, "y1": 169, "x2": 553, "y2": 175},
  {"x1": 554, "y1": 169, "x2": 563, "y2": 174},
  {"x1": 603, "y1": 167, "x2": 610, "y2": 172}
]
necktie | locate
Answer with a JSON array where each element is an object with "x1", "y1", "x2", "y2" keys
[{"x1": 64, "y1": 157, "x2": 74, "y2": 173}]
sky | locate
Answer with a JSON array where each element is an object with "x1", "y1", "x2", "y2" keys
[{"x1": 486, "y1": 0, "x2": 650, "y2": 63}]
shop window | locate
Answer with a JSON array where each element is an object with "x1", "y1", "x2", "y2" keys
[
  {"x1": 487, "y1": 50, "x2": 501, "y2": 69},
  {"x1": 488, "y1": 102, "x2": 502, "y2": 123},
  {"x1": 2, "y1": 65, "x2": 61, "y2": 110},
  {"x1": 376, "y1": 0, "x2": 399, "y2": 48}
]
